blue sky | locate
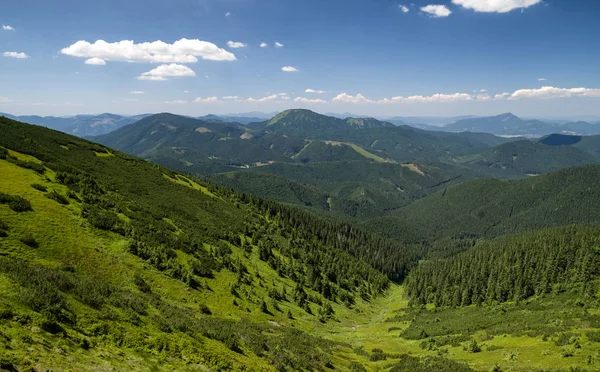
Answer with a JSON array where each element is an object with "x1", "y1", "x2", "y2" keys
[{"x1": 1, "y1": 0, "x2": 600, "y2": 118}]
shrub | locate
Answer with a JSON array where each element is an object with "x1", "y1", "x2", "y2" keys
[
  {"x1": 20, "y1": 234, "x2": 38, "y2": 248},
  {"x1": 467, "y1": 339, "x2": 482, "y2": 353},
  {"x1": 133, "y1": 274, "x2": 152, "y2": 293},
  {"x1": 31, "y1": 183, "x2": 47, "y2": 192},
  {"x1": 587, "y1": 331, "x2": 600, "y2": 343},
  {"x1": 199, "y1": 304, "x2": 212, "y2": 315},
  {"x1": 561, "y1": 348, "x2": 575, "y2": 358},
  {"x1": 0, "y1": 193, "x2": 33, "y2": 212},
  {"x1": 45, "y1": 190, "x2": 69, "y2": 205}
]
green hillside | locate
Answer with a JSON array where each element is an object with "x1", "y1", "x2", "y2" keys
[
  {"x1": 3, "y1": 116, "x2": 600, "y2": 371},
  {"x1": 0, "y1": 116, "x2": 407, "y2": 371},
  {"x1": 362, "y1": 164, "x2": 600, "y2": 243},
  {"x1": 456, "y1": 140, "x2": 599, "y2": 178}
]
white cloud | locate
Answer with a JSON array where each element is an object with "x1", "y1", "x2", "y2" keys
[
  {"x1": 246, "y1": 94, "x2": 278, "y2": 102},
  {"x1": 282, "y1": 66, "x2": 298, "y2": 72},
  {"x1": 184, "y1": 90, "x2": 190, "y2": 93},
  {"x1": 480, "y1": 89, "x2": 487, "y2": 92},
  {"x1": 194, "y1": 96, "x2": 219, "y2": 103},
  {"x1": 222, "y1": 96, "x2": 238, "y2": 100},
  {"x1": 332, "y1": 93, "x2": 374, "y2": 104},
  {"x1": 305, "y1": 88, "x2": 326, "y2": 94},
  {"x1": 421, "y1": 5, "x2": 452, "y2": 17},
  {"x1": 494, "y1": 92, "x2": 511, "y2": 100},
  {"x1": 400, "y1": 5, "x2": 410, "y2": 13},
  {"x1": 274, "y1": 42, "x2": 284, "y2": 48},
  {"x1": 137, "y1": 63, "x2": 196, "y2": 81},
  {"x1": 538, "y1": 77, "x2": 547, "y2": 81},
  {"x1": 452, "y1": 0, "x2": 542, "y2": 13},
  {"x1": 227, "y1": 41, "x2": 247, "y2": 49},
  {"x1": 2, "y1": 25, "x2": 14, "y2": 31},
  {"x1": 295, "y1": 97, "x2": 327, "y2": 104},
  {"x1": 3, "y1": 51, "x2": 29, "y2": 59},
  {"x1": 61, "y1": 38, "x2": 236, "y2": 64},
  {"x1": 84, "y1": 57, "x2": 106, "y2": 65},
  {"x1": 164, "y1": 100, "x2": 188, "y2": 104},
  {"x1": 476, "y1": 94, "x2": 491, "y2": 101},
  {"x1": 129, "y1": 91, "x2": 145, "y2": 94},
  {"x1": 138, "y1": 76, "x2": 167, "y2": 81},
  {"x1": 390, "y1": 92, "x2": 472, "y2": 103},
  {"x1": 225, "y1": 12, "x2": 231, "y2": 17},
  {"x1": 260, "y1": 42, "x2": 268, "y2": 48},
  {"x1": 505, "y1": 86, "x2": 600, "y2": 100}
]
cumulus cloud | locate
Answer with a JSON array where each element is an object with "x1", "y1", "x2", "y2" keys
[
  {"x1": 137, "y1": 63, "x2": 196, "y2": 81},
  {"x1": 246, "y1": 94, "x2": 278, "y2": 102},
  {"x1": 281, "y1": 66, "x2": 298, "y2": 72},
  {"x1": 333, "y1": 91, "x2": 485, "y2": 104},
  {"x1": 494, "y1": 92, "x2": 511, "y2": 100},
  {"x1": 452, "y1": 0, "x2": 542, "y2": 13},
  {"x1": 260, "y1": 42, "x2": 268, "y2": 48},
  {"x1": 222, "y1": 96, "x2": 238, "y2": 100},
  {"x1": 129, "y1": 91, "x2": 144, "y2": 94},
  {"x1": 164, "y1": 100, "x2": 188, "y2": 104},
  {"x1": 2, "y1": 25, "x2": 14, "y2": 31},
  {"x1": 3, "y1": 51, "x2": 29, "y2": 59},
  {"x1": 421, "y1": 5, "x2": 452, "y2": 17},
  {"x1": 194, "y1": 96, "x2": 219, "y2": 103},
  {"x1": 305, "y1": 88, "x2": 326, "y2": 94},
  {"x1": 390, "y1": 92, "x2": 472, "y2": 103},
  {"x1": 295, "y1": 97, "x2": 327, "y2": 104},
  {"x1": 400, "y1": 5, "x2": 410, "y2": 13},
  {"x1": 538, "y1": 77, "x2": 547, "y2": 81},
  {"x1": 61, "y1": 38, "x2": 236, "y2": 64},
  {"x1": 503, "y1": 86, "x2": 600, "y2": 100},
  {"x1": 227, "y1": 41, "x2": 247, "y2": 49},
  {"x1": 225, "y1": 12, "x2": 231, "y2": 17},
  {"x1": 274, "y1": 42, "x2": 284, "y2": 48},
  {"x1": 84, "y1": 57, "x2": 106, "y2": 65},
  {"x1": 332, "y1": 93, "x2": 374, "y2": 104}
]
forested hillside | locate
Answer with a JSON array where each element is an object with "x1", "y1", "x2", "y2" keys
[
  {"x1": 3, "y1": 115, "x2": 600, "y2": 371},
  {"x1": 0, "y1": 116, "x2": 416, "y2": 371}
]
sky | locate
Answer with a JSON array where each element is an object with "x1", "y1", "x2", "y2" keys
[{"x1": 1, "y1": 0, "x2": 600, "y2": 118}]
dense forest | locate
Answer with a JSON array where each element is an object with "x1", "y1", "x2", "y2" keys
[{"x1": 406, "y1": 226, "x2": 600, "y2": 307}]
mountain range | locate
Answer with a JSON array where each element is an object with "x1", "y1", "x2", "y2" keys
[
  {"x1": 2, "y1": 113, "x2": 600, "y2": 371},
  {"x1": 92, "y1": 109, "x2": 600, "y2": 221}
]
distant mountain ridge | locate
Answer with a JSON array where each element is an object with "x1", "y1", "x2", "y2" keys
[
  {"x1": 0, "y1": 112, "x2": 152, "y2": 137},
  {"x1": 443, "y1": 113, "x2": 600, "y2": 136}
]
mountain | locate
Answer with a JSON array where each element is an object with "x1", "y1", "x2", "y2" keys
[
  {"x1": 96, "y1": 110, "x2": 514, "y2": 220},
  {"x1": 455, "y1": 140, "x2": 599, "y2": 178},
  {"x1": 363, "y1": 164, "x2": 600, "y2": 243},
  {"x1": 444, "y1": 113, "x2": 600, "y2": 137},
  {"x1": 0, "y1": 112, "x2": 152, "y2": 137},
  {"x1": 444, "y1": 113, "x2": 556, "y2": 136},
  {"x1": 0, "y1": 115, "x2": 411, "y2": 370},
  {"x1": 197, "y1": 114, "x2": 265, "y2": 125},
  {"x1": 3, "y1": 115, "x2": 600, "y2": 371}
]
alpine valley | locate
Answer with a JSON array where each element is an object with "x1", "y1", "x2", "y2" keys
[{"x1": 1, "y1": 109, "x2": 600, "y2": 372}]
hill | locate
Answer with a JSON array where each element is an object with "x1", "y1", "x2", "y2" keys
[
  {"x1": 0, "y1": 113, "x2": 151, "y2": 137},
  {"x1": 363, "y1": 165, "x2": 600, "y2": 243},
  {"x1": 2, "y1": 116, "x2": 600, "y2": 371},
  {"x1": 0, "y1": 115, "x2": 421, "y2": 371},
  {"x1": 444, "y1": 113, "x2": 600, "y2": 137},
  {"x1": 455, "y1": 140, "x2": 599, "y2": 178}
]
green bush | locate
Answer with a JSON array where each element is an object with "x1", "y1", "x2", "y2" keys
[
  {"x1": 45, "y1": 190, "x2": 69, "y2": 205},
  {"x1": 20, "y1": 234, "x2": 38, "y2": 248},
  {"x1": 0, "y1": 192, "x2": 32, "y2": 212},
  {"x1": 31, "y1": 183, "x2": 48, "y2": 192}
]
